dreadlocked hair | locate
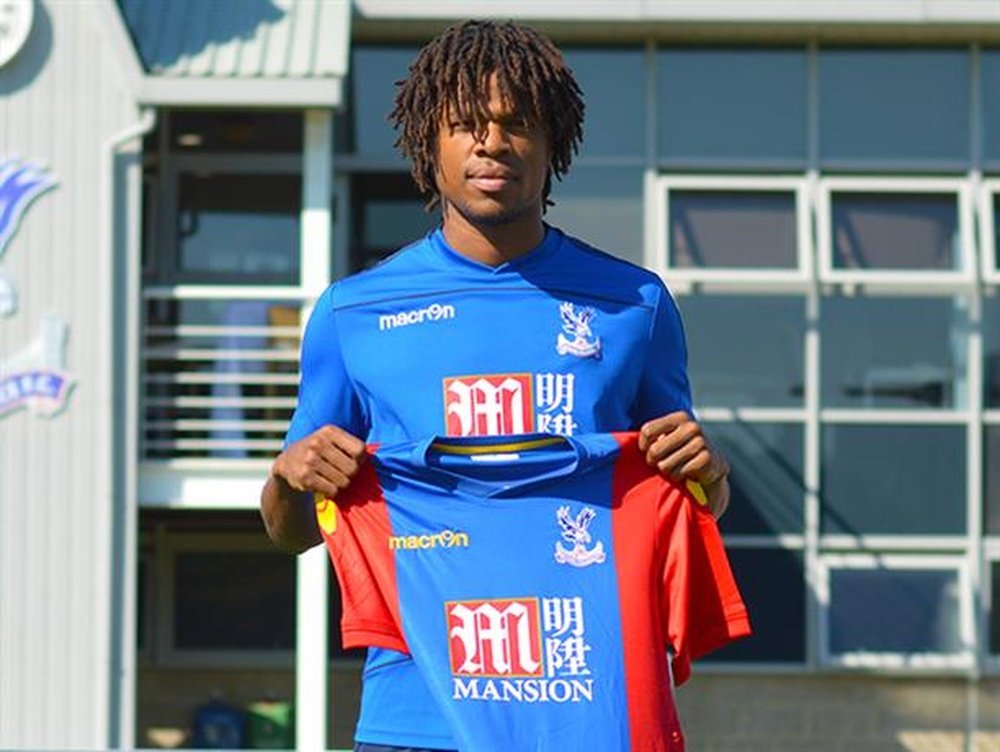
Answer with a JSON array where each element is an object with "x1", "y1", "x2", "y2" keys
[{"x1": 390, "y1": 20, "x2": 585, "y2": 211}]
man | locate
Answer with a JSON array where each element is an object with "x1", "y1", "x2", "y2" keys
[{"x1": 261, "y1": 19, "x2": 731, "y2": 752}]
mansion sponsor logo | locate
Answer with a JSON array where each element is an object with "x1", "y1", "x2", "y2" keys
[
  {"x1": 388, "y1": 529, "x2": 469, "y2": 551},
  {"x1": 378, "y1": 302, "x2": 455, "y2": 331},
  {"x1": 446, "y1": 596, "x2": 595, "y2": 705},
  {"x1": 444, "y1": 372, "x2": 578, "y2": 437}
]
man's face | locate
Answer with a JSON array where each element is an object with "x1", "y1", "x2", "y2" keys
[{"x1": 434, "y1": 75, "x2": 551, "y2": 229}]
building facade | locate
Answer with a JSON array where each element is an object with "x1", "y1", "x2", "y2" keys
[{"x1": 3, "y1": 0, "x2": 1000, "y2": 749}]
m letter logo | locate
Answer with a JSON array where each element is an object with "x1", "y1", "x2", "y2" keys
[
  {"x1": 443, "y1": 374, "x2": 534, "y2": 436},
  {"x1": 447, "y1": 598, "x2": 543, "y2": 678}
]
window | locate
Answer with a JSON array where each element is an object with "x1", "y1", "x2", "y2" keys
[
  {"x1": 820, "y1": 296, "x2": 969, "y2": 410},
  {"x1": 976, "y1": 181, "x2": 1000, "y2": 284},
  {"x1": 162, "y1": 533, "x2": 296, "y2": 665},
  {"x1": 340, "y1": 46, "x2": 420, "y2": 159},
  {"x1": 709, "y1": 422, "x2": 805, "y2": 537},
  {"x1": 818, "y1": 48, "x2": 970, "y2": 169},
  {"x1": 984, "y1": 427, "x2": 1000, "y2": 535},
  {"x1": 563, "y1": 47, "x2": 646, "y2": 160},
  {"x1": 817, "y1": 178, "x2": 974, "y2": 285},
  {"x1": 349, "y1": 172, "x2": 438, "y2": 272},
  {"x1": 821, "y1": 424, "x2": 967, "y2": 537},
  {"x1": 653, "y1": 176, "x2": 811, "y2": 283},
  {"x1": 657, "y1": 47, "x2": 808, "y2": 168},
  {"x1": 682, "y1": 295, "x2": 806, "y2": 408},
  {"x1": 700, "y1": 548, "x2": 806, "y2": 664},
  {"x1": 174, "y1": 172, "x2": 301, "y2": 283},
  {"x1": 819, "y1": 555, "x2": 972, "y2": 669},
  {"x1": 546, "y1": 166, "x2": 644, "y2": 266}
]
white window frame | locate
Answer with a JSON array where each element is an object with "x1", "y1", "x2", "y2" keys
[
  {"x1": 977, "y1": 179, "x2": 1000, "y2": 285},
  {"x1": 817, "y1": 553, "x2": 973, "y2": 671},
  {"x1": 156, "y1": 533, "x2": 295, "y2": 668},
  {"x1": 817, "y1": 177, "x2": 976, "y2": 288},
  {"x1": 650, "y1": 174, "x2": 812, "y2": 287}
]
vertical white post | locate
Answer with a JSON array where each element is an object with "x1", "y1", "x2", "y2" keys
[{"x1": 296, "y1": 109, "x2": 334, "y2": 752}]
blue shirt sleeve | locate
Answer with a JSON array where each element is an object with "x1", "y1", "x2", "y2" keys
[
  {"x1": 284, "y1": 284, "x2": 368, "y2": 445},
  {"x1": 632, "y1": 281, "x2": 694, "y2": 424}
]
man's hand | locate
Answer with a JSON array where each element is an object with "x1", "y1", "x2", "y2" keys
[
  {"x1": 272, "y1": 425, "x2": 368, "y2": 501},
  {"x1": 638, "y1": 411, "x2": 731, "y2": 518},
  {"x1": 260, "y1": 425, "x2": 367, "y2": 552}
]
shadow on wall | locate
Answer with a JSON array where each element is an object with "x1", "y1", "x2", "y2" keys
[
  {"x1": 118, "y1": 0, "x2": 286, "y2": 71},
  {"x1": 0, "y1": 1, "x2": 53, "y2": 96}
]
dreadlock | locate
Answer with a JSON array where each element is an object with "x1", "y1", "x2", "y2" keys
[{"x1": 390, "y1": 20, "x2": 585, "y2": 211}]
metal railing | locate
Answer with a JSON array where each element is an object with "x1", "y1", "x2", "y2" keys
[{"x1": 141, "y1": 286, "x2": 305, "y2": 461}]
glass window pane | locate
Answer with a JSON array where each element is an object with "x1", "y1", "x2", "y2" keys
[
  {"x1": 177, "y1": 173, "x2": 300, "y2": 281},
  {"x1": 547, "y1": 166, "x2": 643, "y2": 266},
  {"x1": 829, "y1": 568, "x2": 963, "y2": 654},
  {"x1": 985, "y1": 297, "x2": 1000, "y2": 409},
  {"x1": 169, "y1": 111, "x2": 302, "y2": 153},
  {"x1": 563, "y1": 48, "x2": 645, "y2": 159},
  {"x1": 829, "y1": 192, "x2": 960, "y2": 271},
  {"x1": 978, "y1": 50, "x2": 1000, "y2": 165},
  {"x1": 700, "y1": 548, "x2": 805, "y2": 663},
  {"x1": 342, "y1": 46, "x2": 419, "y2": 158},
  {"x1": 174, "y1": 551, "x2": 295, "y2": 650},
  {"x1": 821, "y1": 425, "x2": 966, "y2": 535},
  {"x1": 350, "y1": 173, "x2": 438, "y2": 271},
  {"x1": 990, "y1": 562, "x2": 1000, "y2": 654},
  {"x1": 668, "y1": 190, "x2": 798, "y2": 269},
  {"x1": 819, "y1": 49, "x2": 970, "y2": 166},
  {"x1": 708, "y1": 422, "x2": 805, "y2": 536},
  {"x1": 821, "y1": 297, "x2": 968, "y2": 409},
  {"x1": 985, "y1": 427, "x2": 1000, "y2": 535},
  {"x1": 681, "y1": 295, "x2": 805, "y2": 408},
  {"x1": 658, "y1": 48, "x2": 808, "y2": 166}
]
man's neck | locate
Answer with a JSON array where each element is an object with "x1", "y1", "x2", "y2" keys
[{"x1": 441, "y1": 205, "x2": 546, "y2": 267}]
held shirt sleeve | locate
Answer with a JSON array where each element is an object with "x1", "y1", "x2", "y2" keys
[{"x1": 285, "y1": 284, "x2": 368, "y2": 444}]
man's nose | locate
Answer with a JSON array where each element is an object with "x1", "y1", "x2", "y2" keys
[{"x1": 475, "y1": 121, "x2": 509, "y2": 153}]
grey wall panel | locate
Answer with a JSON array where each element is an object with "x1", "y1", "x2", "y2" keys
[{"x1": 0, "y1": 1, "x2": 139, "y2": 748}]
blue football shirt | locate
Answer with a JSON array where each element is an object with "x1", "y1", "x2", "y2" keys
[{"x1": 316, "y1": 433, "x2": 750, "y2": 752}]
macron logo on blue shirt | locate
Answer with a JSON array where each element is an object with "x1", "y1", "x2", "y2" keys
[{"x1": 379, "y1": 302, "x2": 456, "y2": 331}]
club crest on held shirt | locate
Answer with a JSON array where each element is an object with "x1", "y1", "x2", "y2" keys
[
  {"x1": 556, "y1": 302, "x2": 601, "y2": 360},
  {"x1": 554, "y1": 506, "x2": 606, "y2": 567}
]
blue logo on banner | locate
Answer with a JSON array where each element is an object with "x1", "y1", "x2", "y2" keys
[
  {"x1": 0, "y1": 369, "x2": 72, "y2": 417},
  {"x1": 0, "y1": 158, "x2": 57, "y2": 317}
]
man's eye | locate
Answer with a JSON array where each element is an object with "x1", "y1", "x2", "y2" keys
[{"x1": 450, "y1": 121, "x2": 475, "y2": 133}]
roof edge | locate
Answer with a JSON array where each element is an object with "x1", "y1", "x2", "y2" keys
[{"x1": 136, "y1": 77, "x2": 345, "y2": 109}]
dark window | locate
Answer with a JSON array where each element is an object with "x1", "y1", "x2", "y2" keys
[
  {"x1": 668, "y1": 189, "x2": 799, "y2": 270},
  {"x1": 175, "y1": 173, "x2": 301, "y2": 283},
  {"x1": 985, "y1": 297, "x2": 1000, "y2": 408},
  {"x1": 547, "y1": 166, "x2": 644, "y2": 265},
  {"x1": 658, "y1": 48, "x2": 808, "y2": 167},
  {"x1": 174, "y1": 551, "x2": 296, "y2": 651},
  {"x1": 818, "y1": 48, "x2": 970, "y2": 168},
  {"x1": 700, "y1": 548, "x2": 806, "y2": 663},
  {"x1": 683, "y1": 295, "x2": 806, "y2": 408},
  {"x1": 829, "y1": 192, "x2": 960, "y2": 271},
  {"x1": 169, "y1": 111, "x2": 303, "y2": 153},
  {"x1": 710, "y1": 422, "x2": 805, "y2": 536},
  {"x1": 821, "y1": 425, "x2": 966, "y2": 535},
  {"x1": 563, "y1": 47, "x2": 645, "y2": 159},
  {"x1": 350, "y1": 172, "x2": 438, "y2": 272},
  {"x1": 984, "y1": 427, "x2": 1000, "y2": 535},
  {"x1": 828, "y1": 567, "x2": 963, "y2": 654},
  {"x1": 821, "y1": 296, "x2": 967, "y2": 409}
]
